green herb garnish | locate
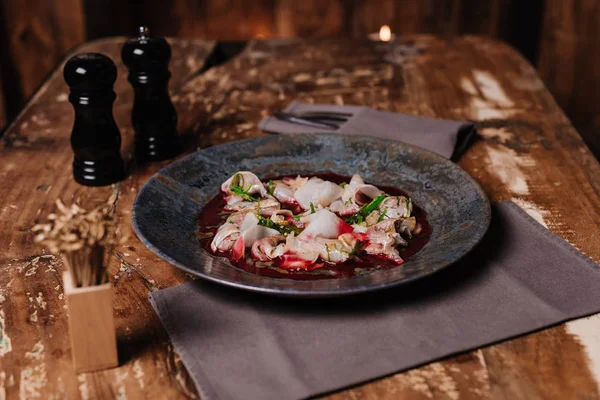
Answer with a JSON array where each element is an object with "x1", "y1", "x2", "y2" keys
[
  {"x1": 377, "y1": 208, "x2": 387, "y2": 222},
  {"x1": 349, "y1": 240, "x2": 364, "y2": 257},
  {"x1": 292, "y1": 215, "x2": 303, "y2": 220},
  {"x1": 339, "y1": 182, "x2": 347, "y2": 188},
  {"x1": 345, "y1": 194, "x2": 388, "y2": 224},
  {"x1": 230, "y1": 173, "x2": 259, "y2": 202},
  {"x1": 267, "y1": 180, "x2": 275, "y2": 196},
  {"x1": 231, "y1": 186, "x2": 259, "y2": 202},
  {"x1": 310, "y1": 202, "x2": 316, "y2": 214},
  {"x1": 257, "y1": 214, "x2": 301, "y2": 235}
]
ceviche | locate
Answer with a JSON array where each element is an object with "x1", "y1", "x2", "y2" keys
[{"x1": 198, "y1": 171, "x2": 431, "y2": 278}]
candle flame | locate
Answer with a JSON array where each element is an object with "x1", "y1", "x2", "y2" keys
[{"x1": 379, "y1": 25, "x2": 392, "y2": 42}]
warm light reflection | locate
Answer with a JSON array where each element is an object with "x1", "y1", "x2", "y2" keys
[{"x1": 379, "y1": 25, "x2": 392, "y2": 42}]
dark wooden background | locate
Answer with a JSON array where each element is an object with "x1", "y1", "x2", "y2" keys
[{"x1": 0, "y1": 0, "x2": 599, "y2": 155}]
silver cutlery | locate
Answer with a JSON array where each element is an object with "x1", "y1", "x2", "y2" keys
[{"x1": 273, "y1": 111, "x2": 352, "y2": 130}]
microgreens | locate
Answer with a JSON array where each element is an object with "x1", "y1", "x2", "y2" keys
[
  {"x1": 257, "y1": 214, "x2": 301, "y2": 235},
  {"x1": 345, "y1": 194, "x2": 388, "y2": 224},
  {"x1": 230, "y1": 173, "x2": 258, "y2": 202}
]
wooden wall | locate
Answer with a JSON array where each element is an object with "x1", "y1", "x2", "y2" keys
[
  {"x1": 79, "y1": 0, "x2": 545, "y2": 62},
  {"x1": 0, "y1": 0, "x2": 85, "y2": 122},
  {"x1": 0, "y1": 77, "x2": 5, "y2": 128},
  {"x1": 0, "y1": 0, "x2": 598, "y2": 153},
  {"x1": 537, "y1": 0, "x2": 600, "y2": 154}
]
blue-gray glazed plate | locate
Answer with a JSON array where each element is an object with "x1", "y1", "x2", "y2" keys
[{"x1": 132, "y1": 134, "x2": 490, "y2": 297}]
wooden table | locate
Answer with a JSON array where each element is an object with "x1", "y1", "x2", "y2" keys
[{"x1": 1, "y1": 36, "x2": 600, "y2": 399}]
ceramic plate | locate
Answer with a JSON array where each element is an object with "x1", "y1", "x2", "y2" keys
[{"x1": 132, "y1": 134, "x2": 490, "y2": 297}]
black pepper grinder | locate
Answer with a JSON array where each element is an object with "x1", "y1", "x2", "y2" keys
[
  {"x1": 122, "y1": 26, "x2": 179, "y2": 163},
  {"x1": 64, "y1": 53, "x2": 125, "y2": 186}
]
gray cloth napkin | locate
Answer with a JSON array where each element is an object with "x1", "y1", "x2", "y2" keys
[
  {"x1": 149, "y1": 201, "x2": 600, "y2": 400},
  {"x1": 258, "y1": 102, "x2": 476, "y2": 160}
]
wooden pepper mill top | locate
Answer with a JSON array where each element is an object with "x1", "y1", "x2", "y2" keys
[
  {"x1": 122, "y1": 26, "x2": 179, "y2": 163},
  {"x1": 64, "y1": 53, "x2": 125, "y2": 187}
]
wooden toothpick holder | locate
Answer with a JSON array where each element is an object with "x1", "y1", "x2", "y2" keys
[{"x1": 64, "y1": 272, "x2": 118, "y2": 372}]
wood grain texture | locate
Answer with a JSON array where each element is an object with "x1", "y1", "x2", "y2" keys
[
  {"x1": 0, "y1": 77, "x2": 5, "y2": 130},
  {"x1": 0, "y1": 0, "x2": 555, "y2": 133},
  {"x1": 80, "y1": 0, "x2": 544, "y2": 50},
  {"x1": 0, "y1": 37, "x2": 213, "y2": 399},
  {"x1": 64, "y1": 273, "x2": 118, "y2": 373},
  {"x1": 0, "y1": 0, "x2": 86, "y2": 100},
  {"x1": 537, "y1": 0, "x2": 600, "y2": 154},
  {"x1": 1, "y1": 35, "x2": 600, "y2": 399}
]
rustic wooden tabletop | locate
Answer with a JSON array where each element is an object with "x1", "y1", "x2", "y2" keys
[{"x1": 1, "y1": 36, "x2": 599, "y2": 399}]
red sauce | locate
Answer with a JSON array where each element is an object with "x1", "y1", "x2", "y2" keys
[{"x1": 197, "y1": 173, "x2": 432, "y2": 280}]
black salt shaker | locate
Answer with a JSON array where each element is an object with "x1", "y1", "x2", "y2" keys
[
  {"x1": 64, "y1": 53, "x2": 125, "y2": 186},
  {"x1": 122, "y1": 26, "x2": 179, "y2": 163}
]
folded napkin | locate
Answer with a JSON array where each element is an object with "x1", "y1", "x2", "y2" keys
[
  {"x1": 150, "y1": 201, "x2": 600, "y2": 400},
  {"x1": 258, "y1": 101, "x2": 476, "y2": 160}
]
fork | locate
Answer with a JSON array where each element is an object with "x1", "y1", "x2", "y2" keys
[{"x1": 273, "y1": 110, "x2": 352, "y2": 130}]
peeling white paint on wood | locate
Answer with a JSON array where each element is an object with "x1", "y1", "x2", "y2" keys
[
  {"x1": 403, "y1": 370, "x2": 434, "y2": 398},
  {"x1": 511, "y1": 198, "x2": 549, "y2": 228},
  {"x1": 25, "y1": 342, "x2": 44, "y2": 361},
  {"x1": 470, "y1": 98, "x2": 514, "y2": 120},
  {"x1": 428, "y1": 363, "x2": 460, "y2": 400},
  {"x1": 77, "y1": 374, "x2": 89, "y2": 400},
  {"x1": 476, "y1": 349, "x2": 486, "y2": 367},
  {"x1": 478, "y1": 127, "x2": 513, "y2": 144},
  {"x1": 0, "y1": 371, "x2": 6, "y2": 400},
  {"x1": 19, "y1": 341, "x2": 47, "y2": 399},
  {"x1": 461, "y1": 70, "x2": 518, "y2": 121},
  {"x1": 113, "y1": 368, "x2": 130, "y2": 399},
  {"x1": 35, "y1": 293, "x2": 46, "y2": 310},
  {"x1": 398, "y1": 363, "x2": 461, "y2": 399},
  {"x1": 567, "y1": 314, "x2": 600, "y2": 391},
  {"x1": 116, "y1": 385, "x2": 127, "y2": 399},
  {"x1": 472, "y1": 350, "x2": 491, "y2": 393},
  {"x1": 486, "y1": 146, "x2": 535, "y2": 195},
  {"x1": 0, "y1": 374, "x2": 13, "y2": 400},
  {"x1": 133, "y1": 360, "x2": 145, "y2": 390},
  {"x1": 459, "y1": 77, "x2": 478, "y2": 95},
  {"x1": 47, "y1": 376, "x2": 65, "y2": 400},
  {"x1": 0, "y1": 311, "x2": 11, "y2": 357},
  {"x1": 473, "y1": 70, "x2": 515, "y2": 107}
]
